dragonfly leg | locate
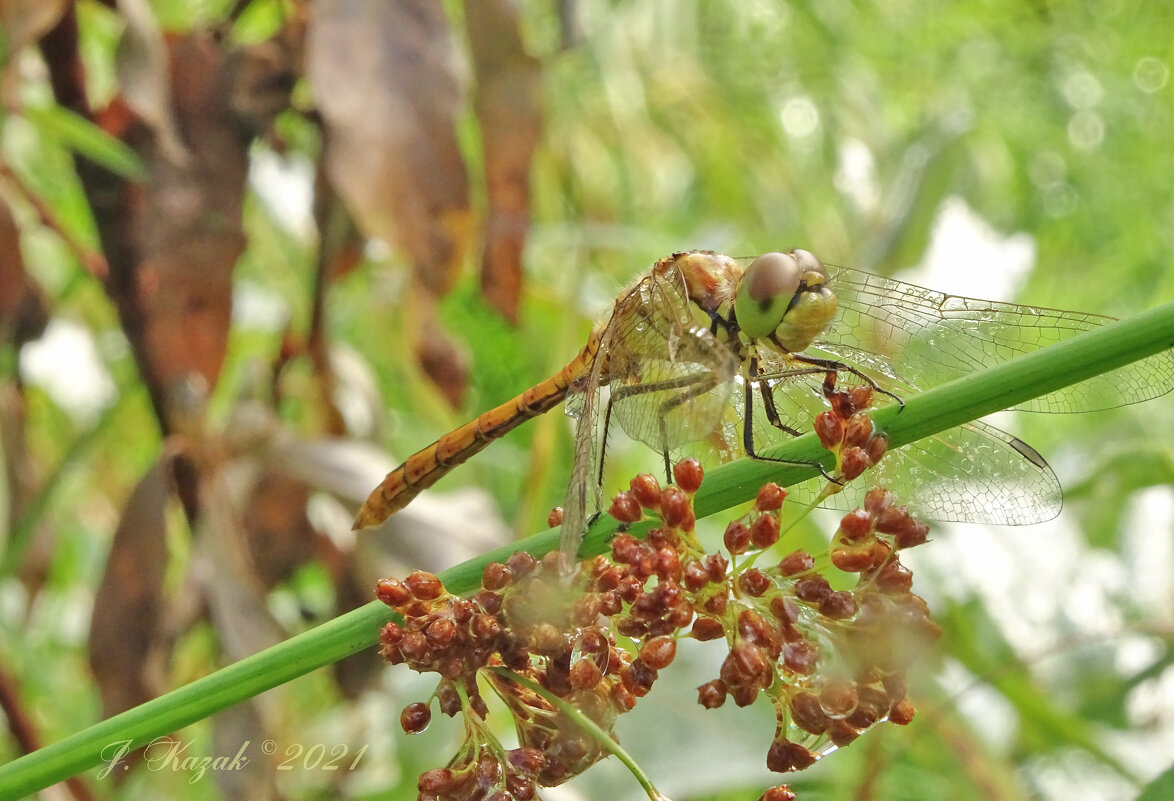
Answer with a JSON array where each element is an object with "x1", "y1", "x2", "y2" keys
[
  {"x1": 790, "y1": 353, "x2": 904, "y2": 407},
  {"x1": 654, "y1": 376, "x2": 722, "y2": 482},
  {"x1": 603, "y1": 370, "x2": 721, "y2": 484},
  {"x1": 744, "y1": 357, "x2": 839, "y2": 483},
  {"x1": 757, "y1": 375, "x2": 803, "y2": 436},
  {"x1": 598, "y1": 393, "x2": 616, "y2": 487}
]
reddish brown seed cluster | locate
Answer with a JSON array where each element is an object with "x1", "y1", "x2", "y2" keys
[
  {"x1": 598, "y1": 458, "x2": 939, "y2": 777},
  {"x1": 415, "y1": 739, "x2": 549, "y2": 801},
  {"x1": 377, "y1": 552, "x2": 643, "y2": 793},
  {"x1": 814, "y1": 377, "x2": 889, "y2": 480},
  {"x1": 377, "y1": 382, "x2": 941, "y2": 799}
]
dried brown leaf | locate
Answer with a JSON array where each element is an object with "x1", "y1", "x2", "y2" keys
[
  {"x1": 0, "y1": 0, "x2": 69, "y2": 107},
  {"x1": 416, "y1": 302, "x2": 469, "y2": 408},
  {"x1": 212, "y1": 703, "x2": 280, "y2": 800},
  {"x1": 89, "y1": 455, "x2": 173, "y2": 718},
  {"x1": 307, "y1": 0, "x2": 473, "y2": 295},
  {"x1": 115, "y1": 0, "x2": 189, "y2": 165},
  {"x1": 242, "y1": 471, "x2": 317, "y2": 590},
  {"x1": 198, "y1": 465, "x2": 286, "y2": 662},
  {"x1": 330, "y1": 567, "x2": 382, "y2": 698},
  {"x1": 466, "y1": 0, "x2": 543, "y2": 323},
  {"x1": 127, "y1": 32, "x2": 250, "y2": 401}
]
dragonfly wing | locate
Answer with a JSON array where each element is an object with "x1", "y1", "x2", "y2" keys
[
  {"x1": 781, "y1": 416, "x2": 1063, "y2": 524},
  {"x1": 560, "y1": 317, "x2": 619, "y2": 566},
  {"x1": 606, "y1": 266, "x2": 738, "y2": 455},
  {"x1": 823, "y1": 268, "x2": 1174, "y2": 413},
  {"x1": 744, "y1": 363, "x2": 1063, "y2": 523},
  {"x1": 559, "y1": 266, "x2": 738, "y2": 563}
]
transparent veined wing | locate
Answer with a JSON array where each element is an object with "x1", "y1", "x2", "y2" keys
[
  {"x1": 820, "y1": 268, "x2": 1174, "y2": 413},
  {"x1": 560, "y1": 263, "x2": 739, "y2": 562}
]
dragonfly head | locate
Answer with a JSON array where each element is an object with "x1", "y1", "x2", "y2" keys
[{"x1": 734, "y1": 250, "x2": 837, "y2": 352}]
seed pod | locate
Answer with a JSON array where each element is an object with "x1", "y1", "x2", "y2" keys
[
  {"x1": 738, "y1": 568, "x2": 772, "y2": 597},
  {"x1": 724, "y1": 520, "x2": 751, "y2": 554},
  {"x1": 829, "y1": 390, "x2": 855, "y2": 419},
  {"x1": 375, "y1": 577, "x2": 412, "y2": 607},
  {"x1": 759, "y1": 785, "x2": 798, "y2": 801},
  {"x1": 755, "y1": 482, "x2": 786, "y2": 511},
  {"x1": 608, "y1": 491, "x2": 642, "y2": 523},
  {"x1": 661, "y1": 486, "x2": 694, "y2": 528},
  {"x1": 569, "y1": 657, "x2": 603, "y2": 690},
  {"x1": 819, "y1": 590, "x2": 858, "y2": 620},
  {"x1": 697, "y1": 678, "x2": 728, "y2": 709},
  {"x1": 732, "y1": 641, "x2": 770, "y2": 679},
  {"x1": 769, "y1": 595, "x2": 800, "y2": 624},
  {"x1": 705, "y1": 552, "x2": 730, "y2": 581},
  {"x1": 424, "y1": 617, "x2": 457, "y2": 648},
  {"x1": 472, "y1": 613, "x2": 501, "y2": 641},
  {"x1": 750, "y1": 513, "x2": 781, "y2": 548},
  {"x1": 507, "y1": 747, "x2": 547, "y2": 776},
  {"x1": 781, "y1": 639, "x2": 820, "y2": 675},
  {"x1": 673, "y1": 457, "x2": 704, "y2": 492},
  {"x1": 790, "y1": 692, "x2": 829, "y2": 734},
  {"x1": 814, "y1": 411, "x2": 844, "y2": 449},
  {"x1": 889, "y1": 698, "x2": 916, "y2": 725},
  {"x1": 794, "y1": 575, "x2": 832, "y2": 603},
  {"x1": 838, "y1": 508, "x2": 873, "y2": 542},
  {"x1": 819, "y1": 679, "x2": 859, "y2": 718},
  {"x1": 417, "y1": 767, "x2": 455, "y2": 794},
  {"x1": 828, "y1": 719, "x2": 862, "y2": 747},
  {"x1": 831, "y1": 545, "x2": 874, "y2": 573},
  {"x1": 840, "y1": 446, "x2": 870, "y2": 480},
  {"x1": 503, "y1": 553, "x2": 536, "y2": 579},
  {"x1": 640, "y1": 635, "x2": 678, "y2": 670},
  {"x1": 842, "y1": 412, "x2": 873, "y2": 449},
  {"x1": 864, "y1": 487, "x2": 893, "y2": 513},
  {"x1": 404, "y1": 571, "x2": 444, "y2": 600},
  {"x1": 778, "y1": 550, "x2": 814, "y2": 576},
  {"x1": 630, "y1": 473, "x2": 662, "y2": 508},
  {"x1": 766, "y1": 739, "x2": 817, "y2": 773},
  {"x1": 691, "y1": 616, "x2": 725, "y2": 641},
  {"x1": 848, "y1": 384, "x2": 873, "y2": 411},
  {"x1": 683, "y1": 560, "x2": 709, "y2": 591},
  {"x1": 400, "y1": 701, "x2": 431, "y2": 733}
]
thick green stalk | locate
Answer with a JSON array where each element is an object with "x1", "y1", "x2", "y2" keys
[{"x1": 1, "y1": 300, "x2": 1171, "y2": 800}]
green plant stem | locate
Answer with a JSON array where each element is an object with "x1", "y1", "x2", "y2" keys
[{"x1": 1, "y1": 299, "x2": 1172, "y2": 799}]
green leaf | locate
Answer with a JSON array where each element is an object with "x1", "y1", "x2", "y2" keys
[
  {"x1": 23, "y1": 105, "x2": 147, "y2": 181},
  {"x1": 1136, "y1": 760, "x2": 1174, "y2": 801}
]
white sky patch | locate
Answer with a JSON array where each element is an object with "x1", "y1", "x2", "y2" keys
[
  {"x1": 233, "y1": 279, "x2": 290, "y2": 332},
  {"x1": 1120, "y1": 486, "x2": 1174, "y2": 627},
  {"x1": 20, "y1": 319, "x2": 117, "y2": 423},
  {"x1": 900, "y1": 195, "x2": 1036, "y2": 300},
  {"x1": 834, "y1": 137, "x2": 880, "y2": 213},
  {"x1": 248, "y1": 147, "x2": 315, "y2": 240}
]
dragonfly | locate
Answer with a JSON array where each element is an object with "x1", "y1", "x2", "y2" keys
[{"x1": 354, "y1": 249, "x2": 1174, "y2": 565}]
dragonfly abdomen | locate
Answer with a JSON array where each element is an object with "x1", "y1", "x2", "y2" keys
[{"x1": 352, "y1": 332, "x2": 602, "y2": 530}]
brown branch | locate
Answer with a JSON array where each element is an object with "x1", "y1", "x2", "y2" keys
[{"x1": 38, "y1": 6, "x2": 203, "y2": 522}]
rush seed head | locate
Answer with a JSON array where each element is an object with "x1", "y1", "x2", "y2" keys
[{"x1": 377, "y1": 409, "x2": 936, "y2": 797}]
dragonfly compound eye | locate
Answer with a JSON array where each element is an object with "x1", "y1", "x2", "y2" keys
[
  {"x1": 792, "y1": 248, "x2": 828, "y2": 282},
  {"x1": 735, "y1": 252, "x2": 803, "y2": 339}
]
